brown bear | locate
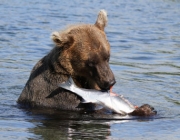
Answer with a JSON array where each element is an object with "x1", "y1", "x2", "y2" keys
[
  {"x1": 17, "y1": 10, "x2": 116, "y2": 110},
  {"x1": 17, "y1": 10, "x2": 156, "y2": 116}
]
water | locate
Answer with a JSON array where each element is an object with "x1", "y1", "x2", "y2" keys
[{"x1": 0, "y1": 0, "x2": 180, "y2": 139}]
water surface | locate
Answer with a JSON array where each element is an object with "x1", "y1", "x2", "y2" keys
[{"x1": 0, "y1": 0, "x2": 180, "y2": 139}]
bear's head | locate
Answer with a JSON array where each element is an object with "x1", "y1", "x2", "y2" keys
[{"x1": 51, "y1": 10, "x2": 115, "y2": 91}]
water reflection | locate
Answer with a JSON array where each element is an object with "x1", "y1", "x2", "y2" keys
[
  {"x1": 24, "y1": 108, "x2": 158, "y2": 139},
  {"x1": 26, "y1": 109, "x2": 112, "y2": 139},
  {"x1": 31, "y1": 119, "x2": 111, "y2": 139}
]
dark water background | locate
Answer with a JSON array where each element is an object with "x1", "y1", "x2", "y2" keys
[{"x1": 0, "y1": 0, "x2": 180, "y2": 139}]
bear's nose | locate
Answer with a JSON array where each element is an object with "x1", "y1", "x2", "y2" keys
[
  {"x1": 103, "y1": 79, "x2": 116, "y2": 90},
  {"x1": 109, "y1": 79, "x2": 116, "y2": 87}
]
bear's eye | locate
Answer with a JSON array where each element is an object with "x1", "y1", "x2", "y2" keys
[{"x1": 104, "y1": 56, "x2": 110, "y2": 62}]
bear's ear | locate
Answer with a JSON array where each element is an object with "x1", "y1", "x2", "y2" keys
[
  {"x1": 95, "y1": 9, "x2": 108, "y2": 31},
  {"x1": 51, "y1": 31, "x2": 74, "y2": 47}
]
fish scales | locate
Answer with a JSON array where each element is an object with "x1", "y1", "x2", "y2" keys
[{"x1": 59, "y1": 77, "x2": 135, "y2": 115}]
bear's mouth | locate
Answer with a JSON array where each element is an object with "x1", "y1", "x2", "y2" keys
[{"x1": 73, "y1": 76, "x2": 103, "y2": 91}]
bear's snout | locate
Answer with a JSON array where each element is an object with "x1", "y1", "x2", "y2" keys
[
  {"x1": 102, "y1": 79, "x2": 116, "y2": 91},
  {"x1": 94, "y1": 62, "x2": 116, "y2": 90}
]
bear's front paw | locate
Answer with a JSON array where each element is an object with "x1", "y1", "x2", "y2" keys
[{"x1": 130, "y1": 104, "x2": 157, "y2": 116}]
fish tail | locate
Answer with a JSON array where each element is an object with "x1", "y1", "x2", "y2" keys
[{"x1": 58, "y1": 77, "x2": 75, "y2": 91}]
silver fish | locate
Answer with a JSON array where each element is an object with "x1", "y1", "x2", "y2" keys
[{"x1": 58, "y1": 77, "x2": 135, "y2": 115}]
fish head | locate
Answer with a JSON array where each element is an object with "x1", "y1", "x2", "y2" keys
[{"x1": 110, "y1": 96, "x2": 135, "y2": 114}]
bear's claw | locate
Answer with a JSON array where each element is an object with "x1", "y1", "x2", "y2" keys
[{"x1": 130, "y1": 104, "x2": 157, "y2": 116}]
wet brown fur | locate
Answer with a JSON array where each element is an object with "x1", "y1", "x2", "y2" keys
[{"x1": 17, "y1": 10, "x2": 115, "y2": 110}]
